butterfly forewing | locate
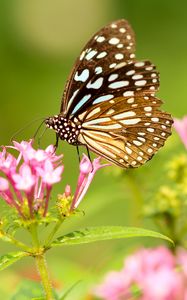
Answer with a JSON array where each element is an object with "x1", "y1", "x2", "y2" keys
[
  {"x1": 61, "y1": 19, "x2": 136, "y2": 115},
  {"x1": 65, "y1": 60, "x2": 160, "y2": 117}
]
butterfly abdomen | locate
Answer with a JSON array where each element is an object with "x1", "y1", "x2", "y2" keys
[{"x1": 45, "y1": 115, "x2": 81, "y2": 145}]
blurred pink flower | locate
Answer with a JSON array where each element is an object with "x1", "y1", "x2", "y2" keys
[
  {"x1": 94, "y1": 246, "x2": 187, "y2": 300},
  {"x1": 70, "y1": 154, "x2": 110, "y2": 210},
  {"x1": 174, "y1": 117, "x2": 187, "y2": 148}
]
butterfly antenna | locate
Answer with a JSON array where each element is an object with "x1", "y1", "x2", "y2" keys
[
  {"x1": 10, "y1": 117, "x2": 46, "y2": 142},
  {"x1": 33, "y1": 119, "x2": 46, "y2": 140},
  {"x1": 37, "y1": 127, "x2": 48, "y2": 147}
]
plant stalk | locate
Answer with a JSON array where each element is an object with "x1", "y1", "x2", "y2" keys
[
  {"x1": 36, "y1": 254, "x2": 54, "y2": 300},
  {"x1": 29, "y1": 223, "x2": 54, "y2": 299}
]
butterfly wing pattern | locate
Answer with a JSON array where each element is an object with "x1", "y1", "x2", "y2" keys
[{"x1": 46, "y1": 19, "x2": 173, "y2": 168}]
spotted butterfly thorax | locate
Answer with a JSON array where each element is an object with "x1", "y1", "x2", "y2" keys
[{"x1": 45, "y1": 19, "x2": 173, "y2": 168}]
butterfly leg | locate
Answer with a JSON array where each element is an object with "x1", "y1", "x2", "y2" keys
[
  {"x1": 54, "y1": 133, "x2": 59, "y2": 151},
  {"x1": 86, "y1": 145, "x2": 94, "y2": 172},
  {"x1": 76, "y1": 145, "x2": 81, "y2": 163}
]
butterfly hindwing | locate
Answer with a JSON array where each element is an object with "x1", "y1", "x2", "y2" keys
[{"x1": 78, "y1": 95, "x2": 172, "y2": 168}]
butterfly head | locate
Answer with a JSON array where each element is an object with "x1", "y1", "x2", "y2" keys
[{"x1": 45, "y1": 115, "x2": 81, "y2": 145}]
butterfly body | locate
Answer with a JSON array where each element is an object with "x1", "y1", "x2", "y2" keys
[
  {"x1": 45, "y1": 19, "x2": 173, "y2": 168},
  {"x1": 46, "y1": 115, "x2": 82, "y2": 145}
]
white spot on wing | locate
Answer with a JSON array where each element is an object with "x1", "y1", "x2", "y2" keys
[
  {"x1": 85, "y1": 50, "x2": 97, "y2": 60},
  {"x1": 109, "y1": 37, "x2": 120, "y2": 45},
  {"x1": 74, "y1": 69, "x2": 89, "y2": 82},
  {"x1": 95, "y1": 67, "x2": 102, "y2": 74},
  {"x1": 119, "y1": 28, "x2": 126, "y2": 33},
  {"x1": 132, "y1": 74, "x2": 143, "y2": 80},
  {"x1": 126, "y1": 70, "x2": 135, "y2": 76},
  {"x1": 87, "y1": 77, "x2": 104, "y2": 89},
  {"x1": 135, "y1": 62, "x2": 145, "y2": 67},
  {"x1": 109, "y1": 63, "x2": 117, "y2": 68},
  {"x1": 97, "y1": 51, "x2": 107, "y2": 59},
  {"x1": 135, "y1": 80, "x2": 147, "y2": 86},
  {"x1": 108, "y1": 74, "x2": 119, "y2": 82},
  {"x1": 115, "y1": 53, "x2": 124, "y2": 60},
  {"x1": 115, "y1": 62, "x2": 127, "y2": 69},
  {"x1": 109, "y1": 81, "x2": 129, "y2": 89},
  {"x1": 96, "y1": 36, "x2": 105, "y2": 42},
  {"x1": 123, "y1": 91, "x2": 134, "y2": 97}
]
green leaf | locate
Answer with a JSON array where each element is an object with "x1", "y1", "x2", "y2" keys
[
  {"x1": 59, "y1": 280, "x2": 82, "y2": 300},
  {"x1": 0, "y1": 251, "x2": 28, "y2": 271},
  {"x1": 51, "y1": 226, "x2": 173, "y2": 247}
]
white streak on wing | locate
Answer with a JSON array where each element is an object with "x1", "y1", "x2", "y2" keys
[
  {"x1": 74, "y1": 69, "x2": 89, "y2": 82},
  {"x1": 83, "y1": 123, "x2": 122, "y2": 130},
  {"x1": 71, "y1": 94, "x2": 91, "y2": 114},
  {"x1": 83, "y1": 135, "x2": 117, "y2": 158},
  {"x1": 67, "y1": 89, "x2": 79, "y2": 111},
  {"x1": 78, "y1": 111, "x2": 87, "y2": 121},
  {"x1": 83, "y1": 117, "x2": 111, "y2": 126},
  {"x1": 120, "y1": 118, "x2": 141, "y2": 125},
  {"x1": 113, "y1": 111, "x2": 136, "y2": 120},
  {"x1": 86, "y1": 107, "x2": 101, "y2": 119},
  {"x1": 93, "y1": 94, "x2": 114, "y2": 104}
]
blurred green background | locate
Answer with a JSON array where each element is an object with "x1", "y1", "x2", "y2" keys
[{"x1": 0, "y1": 0, "x2": 186, "y2": 299}]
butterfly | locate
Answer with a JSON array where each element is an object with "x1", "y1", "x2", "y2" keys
[{"x1": 45, "y1": 19, "x2": 173, "y2": 168}]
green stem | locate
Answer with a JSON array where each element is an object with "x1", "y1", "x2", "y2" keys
[
  {"x1": 29, "y1": 223, "x2": 54, "y2": 299},
  {"x1": 6, "y1": 234, "x2": 31, "y2": 252},
  {"x1": 36, "y1": 254, "x2": 54, "y2": 300},
  {"x1": 45, "y1": 219, "x2": 64, "y2": 248},
  {"x1": 30, "y1": 223, "x2": 40, "y2": 249}
]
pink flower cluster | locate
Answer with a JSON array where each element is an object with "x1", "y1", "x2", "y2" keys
[
  {"x1": 0, "y1": 140, "x2": 63, "y2": 218},
  {"x1": 0, "y1": 140, "x2": 109, "y2": 218},
  {"x1": 94, "y1": 246, "x2": 187, "y2": 300}
]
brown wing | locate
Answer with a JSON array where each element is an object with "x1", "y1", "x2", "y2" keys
[{"x1": 77, "y1": 95, "x2": 173, "y2": 168}]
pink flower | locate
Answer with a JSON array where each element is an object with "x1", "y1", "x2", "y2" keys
[
  {"x1": 0, "y1": 140, "x2": 64, "y2": 218},
  {"x1": 12, "y1": 164, "x2": 36, "y2": 192},
  {"x1": 0, "y1": 177, "x2": 9, "y2": 191},
  {"x1": 36, "y1": 160, "x2": 63, "y2": 185},
  {"x1": 64, "y1": 185, "x2": 71, "y2": 197},
  {"x1": 174, "y1": 117, "x2": 187, "y2": 148},
  {"x1": 70, "y1": 154, "x2": 110, "y2": 210},
  {"x1": 94, "y1": 246, "x2": 187, "y2": 300},
  {"x1": 95, "y1": 271, "x2": 132, "y2": 300},
  {"x1": 0, "y1": 149, "x2": 17, "y2": 175},
  {"x1": 0, "y1": 140, "x2": 107, "y2": 219}
]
